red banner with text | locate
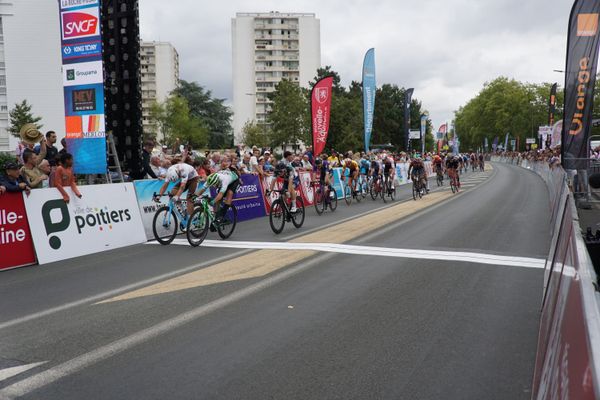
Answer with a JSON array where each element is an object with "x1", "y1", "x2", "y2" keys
[
  {"x1": 311, "y1": 76, "x2": 333, "y2": 156},
  {"x1": 0, "y1": 193, "x2": 36, "y2": 271}
]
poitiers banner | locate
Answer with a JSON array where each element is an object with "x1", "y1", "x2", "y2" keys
[
  {"x1": 311, "y1": 76, "x2": 334, "y2": 156},
  {"x1": 0, "y1": 193, "x2": 36, "y2": 271},
  {"x1": 58, "y1": 0, "x2": 107, "y2": 174},
  {"x1": 563, "y1": 0, "x2": 600, "y2": 169},
  {"x1": 362, "y1": 48, "x2": 376, "y2": 152},
  {"x1": 24, "y1": 183, "x2": 146, "y2": 264}
]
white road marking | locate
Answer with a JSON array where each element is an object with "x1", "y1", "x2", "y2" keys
[
  {"x1": 149, "y1": 239, "x2": 546, "y2": 269},
  {"x1": 0, "y1": 362, "x2": 47, "y2": 382}
]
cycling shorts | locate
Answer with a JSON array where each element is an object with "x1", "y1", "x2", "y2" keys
[{"x1": 225, "y1": 178, "x2": 240, "y2": 195}]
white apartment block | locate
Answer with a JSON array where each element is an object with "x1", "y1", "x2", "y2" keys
[
  {"x1": 1, "y1": 0, "x2": 63, "y2": 152},
  {"x1": 140, "y1": 41, "x2": 179, "y2": 141},
  {"x1": 232, "y1": 12, "x2": 320, "y2": 144}
]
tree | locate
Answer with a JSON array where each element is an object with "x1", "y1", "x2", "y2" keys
[
  {"x1": 8, "y1": 100, "x2": 43, "y2": 137},
  {"x1": 172, "y1": 80, "x2": 233, "y2": 149},
  {"x1": 241, "y1": 120, "x2": 270, "y2": 148},
  {"x1": 149, "y1": 95, "x2": 208, "y2": 148},
  {"x1": 267, "y1": 79, "x2": 310, "y2": 149}
]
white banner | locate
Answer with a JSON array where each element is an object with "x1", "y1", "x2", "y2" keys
[
  {"x1": 409, "y1": 130, "x2": 421, "y2": 139},
  {"x1": 24, "y1": 183, "x2": 146, "y2": 264},
  {"x1": 63, "y1": 61, "x2": 103, "y2": 86}
]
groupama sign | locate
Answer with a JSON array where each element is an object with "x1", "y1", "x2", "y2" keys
[{"x1": 25, "y1": 183, "x2": 146, "y2": 264}]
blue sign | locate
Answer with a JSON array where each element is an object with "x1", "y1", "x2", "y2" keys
[
  {"x1": 62, "y1": 39, "x2": 102, "y2": 64},
  {"x1": 64, "y1": 83, "x2": 104, "y2": 116},
  {"x1": 362, "y1": 48, "x2": 376, "y2": 152}
]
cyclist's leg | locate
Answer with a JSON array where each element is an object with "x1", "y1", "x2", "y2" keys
[{"x1": 185, "y1": 179, "x2": 199, "y2": 217}]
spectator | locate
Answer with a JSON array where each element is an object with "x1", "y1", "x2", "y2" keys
[
  {"x1": 149, "y1": 155, "x2": 162, "y2": 178},
  {"x1": 54, "y1": 153, "x2": 82, "y2": 203},
  {"x1": 301, "y1": 154, "x2": 313, "y2": 171},
  {"x1": 160, "y1": 159, "x2": 171, "y2": 177},
  {"x1": 250, "y1": 147, "x2": 261, "y2": 174},
  {"x1": 210, "y1": 152, "x2": 222, "y2": 172},
  {"x1": 263, "y1": 151, "x2": 274, "y2": 172},
  {"x1": 305, "y1": 145, "x2": 314, "y2": 165},
  {"x1": 142, "y1": 141, "x2": 158, "y2": 179},
  {"x1": 58, "y1": 138, "x2": 68, "y2": 158},
  {"x1": 239, "y1": 153, "x2": 252, "y2": 174},
  {"x1": 1, "y1": 162, "x2": 30, "y2": 195},
  {"x1": 0, "y1": 184, "x2": 5, "y2": 195},
  {"x1": 21, "y1": 146, "x2": 50, "y2": 189},
  {"x1": 34, "y1": 131, "x2": 59, "y2": 167}
]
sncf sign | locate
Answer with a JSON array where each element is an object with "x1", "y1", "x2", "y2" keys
[{"x1": 61, "y1": 8, "x2": 99, "y2": 40}]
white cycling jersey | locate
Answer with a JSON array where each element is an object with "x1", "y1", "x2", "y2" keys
[{"x1": 166, "y1": 163, "x2": 198, "y2": 183}]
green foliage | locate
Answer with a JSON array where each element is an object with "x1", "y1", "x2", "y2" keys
[
  {"x1": 267, "y1": 79, "x2": 310, "y2": 149},
  {"x1": 8, "y1": 100, "x2": 43, "y2": 138},
  {"x1": 241, "y1": 120, "x2": 270, "y2": 148},
  {"x1": 454, "y1": 77, "x2": 565, "y2": 151},
  {"x1": 149, "y1": 95, "x2": 208, "y2": 148},
  {"x1": 0, "y1": 152, "x2": 16, "y2": 174},
  {"x1": 172, "y1": 80, "x2": 233, "y2": 149}
]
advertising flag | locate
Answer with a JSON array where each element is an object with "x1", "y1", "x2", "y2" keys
[
  {"x1": 420, "y1": 114, "x2": 427, "y2": 156},
  {"x1": 548, "y1": 83, "x2": 558, "y2": 126},
  {"x1": 362, "y1": 48, "x2": 376, "y2": 152},
  {"x1": 484, "y1": 137, "x2": 489, "y2": 151},
  {"x1": 492, "y1": 136, "x2": 499, "y2": 151},
  {"x1": 58, "y1": 0, "x2": 107, "y2": 174},
  {"x1": 504, "y1": 133, "x2": 509, "y2": 151},
  {"x1": 311, "y1": 76, "x2": 334, "y2": 156},
  {"x1": 437, "y1": 123, "x2": 447, "y2": 140},
  {"x1": 562, "y1": 0, "x2": 600, "y2": 169},
  {"x1": 404, "y1": 88, "x2": 414, "y2": 150}
]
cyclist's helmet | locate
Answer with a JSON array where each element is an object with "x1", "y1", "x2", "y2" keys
[
  {"x1": 206, "y1": 173, "x2": 220, "y2": 187},
  {"x1": 165, "y1": 167, "x2": 179, "y2": 182},
  {"x1": 275, "y1": 161, "x2": 287, "y2": 174},
  {"x1": 314, "y1": 158, "x2": 323, "y2": 167}
]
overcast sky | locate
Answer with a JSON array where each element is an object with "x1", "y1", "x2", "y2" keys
[{"x1": 139, "y1": 0, "x2": 572, "y2": 131}]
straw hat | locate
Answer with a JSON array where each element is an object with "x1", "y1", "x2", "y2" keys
[{"x1": 19, "y1": 124, "x2": 43, "y2": 145}]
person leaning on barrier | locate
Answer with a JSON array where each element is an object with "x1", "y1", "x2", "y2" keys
[
  {"x1": 1, "y1": 162, "x2": 31, "y2": 195},
  {"x1": 21, "y1": 151, "x2": 50, "y2": 189},
  {"x1": 54, "y1": 153, "x2": 82, "y2": 203}
]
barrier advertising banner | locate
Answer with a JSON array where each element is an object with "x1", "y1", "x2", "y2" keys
[
  {"x1": 0, "y1": 193, "x2": 36, "y2": 271},
  {"x1": 362, "y1": 48, "x2": 376, "y2": 152},
  {"x1": 298, "y1": 171, "x2": 315, "y2": 206},
  {"x1": 261, "y1": 176, "x2": 283, "y2": 213},
  {"x1": 58, "y1": 0, "x2": 107, "y2": 174},
  {"x1": 562, "y1": 0, "x2": 600, "y2": 169},
  {"x1": 24, "y1": 183, "x2": 145, "y2": 264},
  {"x1": 311, "y1": 76, "x2": 333, "y2": 156},
  {"x1": 133, "y1": 179, "x2": 184, "y2": 240},
  {"x1": 231, "y1": 174, "x2": 267, "y2": 222}
]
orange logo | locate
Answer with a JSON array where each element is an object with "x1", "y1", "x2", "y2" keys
[{"x1": 577, "y1": 13, "x2": 598, "y2": 36}]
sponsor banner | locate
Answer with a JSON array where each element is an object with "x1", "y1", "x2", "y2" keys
[
  {"x1": 362, "y1": 48, "x2": 376, "y2": 152},
  {"x1": 404, "y1": 88, "x2": 414, "y2": 148},
  {"x1": 563, "y1": 1, "x2": 600, "y2": 169},
  {"x1": 0, "y1": 193, "x2": 36, "y2": 271},
  {"x1": 331, "y1": 167, "x2": 348, "y2": 199},
  {"x1": 230, "y1": 174, "x2": 267, "y2": 222},
  {"x1": 62, "y1": 40, "x2": 102, "y2": 64},
  {"x1": 261, "y1": 176, "x2": 283, "y2": 214},
  {"x1": 526, "y1": 138, "x2": 536, "y2": 144},
  {"x1": 409, "y1": 130, "x2": 420, "y2": 140},
  {"x1": 24, "y1": 183, "x2": 146, "y2": 264},
  {"x1": 64, "y1": 84, "x2": 104, "y2": 115},
  {"x1": 311, "y1": 76, "x2": 334, "y2": 156},
  {"x1": 60, "y1": 6, "x2": 100, "y2": 42},
  {"x1": 298, "y1": 171, "x2": 315, "y2": 206},
  {"x1": 60, "y1": 0, "x2": 98, "y2": 9},
  {"x1": 395, "y1": 163, "x2": 409, "y2": 186},
  {"x1": 548, "y1": 82, "x2": 558, "y2": 126},
  {"x1": 63, "y1": 61, "x2": 103, "y2": 86}
]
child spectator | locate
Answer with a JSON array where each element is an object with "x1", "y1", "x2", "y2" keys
[{"x1": 54, "y1": 153, "x2": 82, "y2": 203}]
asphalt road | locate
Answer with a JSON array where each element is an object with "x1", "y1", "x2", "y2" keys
[{"x1": 0, "y1": 163, "x2": 550, "y2": 400}]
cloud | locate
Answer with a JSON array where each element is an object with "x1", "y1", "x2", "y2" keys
[{"x1": 138, "y1": 0, "x2": 572, "y2": 131}]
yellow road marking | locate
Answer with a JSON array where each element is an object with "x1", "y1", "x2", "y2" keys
[{"x1": 98, "y1": 189, "x2": 468, "y2": 303}]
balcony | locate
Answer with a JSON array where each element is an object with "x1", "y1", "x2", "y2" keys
[
  {"x1": 254, "y1": 23, "x2": 298, "y2": 30},
  {"x1": 256, "y1": 76, "x2": 283, "y2": 83},
  {"x1": 255, "y1": 54, "x2": 299, "y2": 61},
  {"x1": 255, "y1": 34, "x2": 299, "y2": 40}
]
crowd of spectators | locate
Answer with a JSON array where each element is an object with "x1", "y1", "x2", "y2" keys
[{"x1": 0, "y1": 125, "x2": 81, "y2": 203}]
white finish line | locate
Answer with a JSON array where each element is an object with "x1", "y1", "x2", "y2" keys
[{"x1": 153, "y1": 239, "x2": 546, "y2": 269}]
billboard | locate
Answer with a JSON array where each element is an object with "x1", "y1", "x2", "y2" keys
[
  {"x1": 24, "y1": 183, "x2": 146, "y2": 264},
  {"x1": 0, "y1": 193, "x2": 36, "y2": 271},
  {"x1": 58, "y1": 0, "x2": 107, "y2": 174},
  {"x1": 311, "y1": 76, "x2": 334, "y2": 156}
]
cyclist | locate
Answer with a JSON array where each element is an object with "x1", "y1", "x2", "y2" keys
[
  {"x1": 433, "y1": 154, "x2": 444, "y2": 180},
  {"x1": 341, "y1": 155, "x2": 360, "y2": 195},
  {"x1": 315, "y1": 154, "x2": 333, "y2": 192},
  {"x1": 359, "y1": 155, "x2": 370, "y2": 183},
  {"x1": 382, "y1": 154, "x2": 396, "y2": 191},
  {"x1": 267, "y1": 161, "x2": 299, "y2": 213},
  {"x1": 446, "y1": 155, "x2": 461, "y2": 187},
  {"x1": 370, "y1": 155, "x2": 382, "y2": 186},
  {"x1": 155, "y1": 162, "x2": 200, "y2": 220},
  {"x1": 478, "y1": 153, "x2": 485, "y2": 171},
  {"x1": 196, "y1": 167, "x2": 240, "y2": 225},
  {"x1": 408, "y1": 156, "x2": 428, "y2": 192}
]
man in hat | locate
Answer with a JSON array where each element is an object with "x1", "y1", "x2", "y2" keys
[
  {"x1": 0, "y1": 162, "x2": 31, "y2": 195},
  {"x1": 17, "y1": 123, "x2": 44, "y2": 164}
]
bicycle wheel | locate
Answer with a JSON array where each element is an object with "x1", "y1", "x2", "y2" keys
[
  {"x1": 344, "y1": 185, "x2": 352, "y2": 205},
  {"x1": 382, "y1": 179, "x2": 388, "y2": 203},
  {"x1": 370, "y1": 181, "x2": 378, "y2": 200},
  {"x1": 186, "y1": 207, "x2": 209, "y2": 247},
  {"x1": 354, "y1": 183, "x2": 362, "y2": 203},
  {"x1": 269, "y1": 199, "x2": 285, "y2": 234},
  {"x1": 314, "y1": 184, "x2": 324, "y2": 215},
  {"x1": 329, "y1": 188, "x2": 338, "y2": 211},
  {"x1": 412, "y1": 181, "x2": 418, "y2": 201},
  {"x1": 361, "y1": 179, "x2": 368, "y2": 199},
  {"x1": 388, "y1": 180, "x2": 396, "y2": 201},
  {"x1": 217, "y1": 204, "x2": 237, "y2": 239},
  {"x1": 291, "y1": 197, "x2": 305, "y2": 228},
  {"x1": 417, "y1": 181, "x2": 422, "y2": 199},
  {"x1": 450, "y1": 179, "x2": 456, "y2": 193},
  {"x1": 152, "y1": 206, "x2": 178, "y2": 245}
]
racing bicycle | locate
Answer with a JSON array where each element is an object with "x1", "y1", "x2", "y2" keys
[
  {"x1": 152, "y1": 192, "x2": 190, "y2": 245},
  {"x1": 411, "y1": 174, "x2": 426, "y2": 200},
  {"x1": 382, "y1": 173, "x2": 396, "y2": 203},
  {"x1": 268, "y1": 188, "x2": 305, "y2": 234},
  {"x1": 186, "y1": 193, "x2": 238, "y2": 246},
  {"x1": 449, "y1": 169, "x2": 460, "y2": 193},
  {"x1": 312, "y1": 180, "x2": 338, "y2": 214}
]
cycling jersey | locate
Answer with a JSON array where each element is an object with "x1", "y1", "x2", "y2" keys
[
  {"x1": 166, "y1": 163, "x2": 198, "y2": 184},
  {"x1": 359, "y1": 159, "x2": 370, "y2": 174},
  {"x1": 344, "y1": 160, "x2": 359, "y2": 172},
  {"x1": 371, "y1": 160, "x2": 381, "y2": 174},
  {"x1": 446, "y1": 159, "x2": 460, "y2": 169},
  {"x1": 383, "y1": 158, "x2": 394, "y2": 175},
  {"x1": 318, "y1": 160, "x2": 331, "y2": 182},
  {"x1": 214, "y1": 169, "x2": 240, "y2": 194}
]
